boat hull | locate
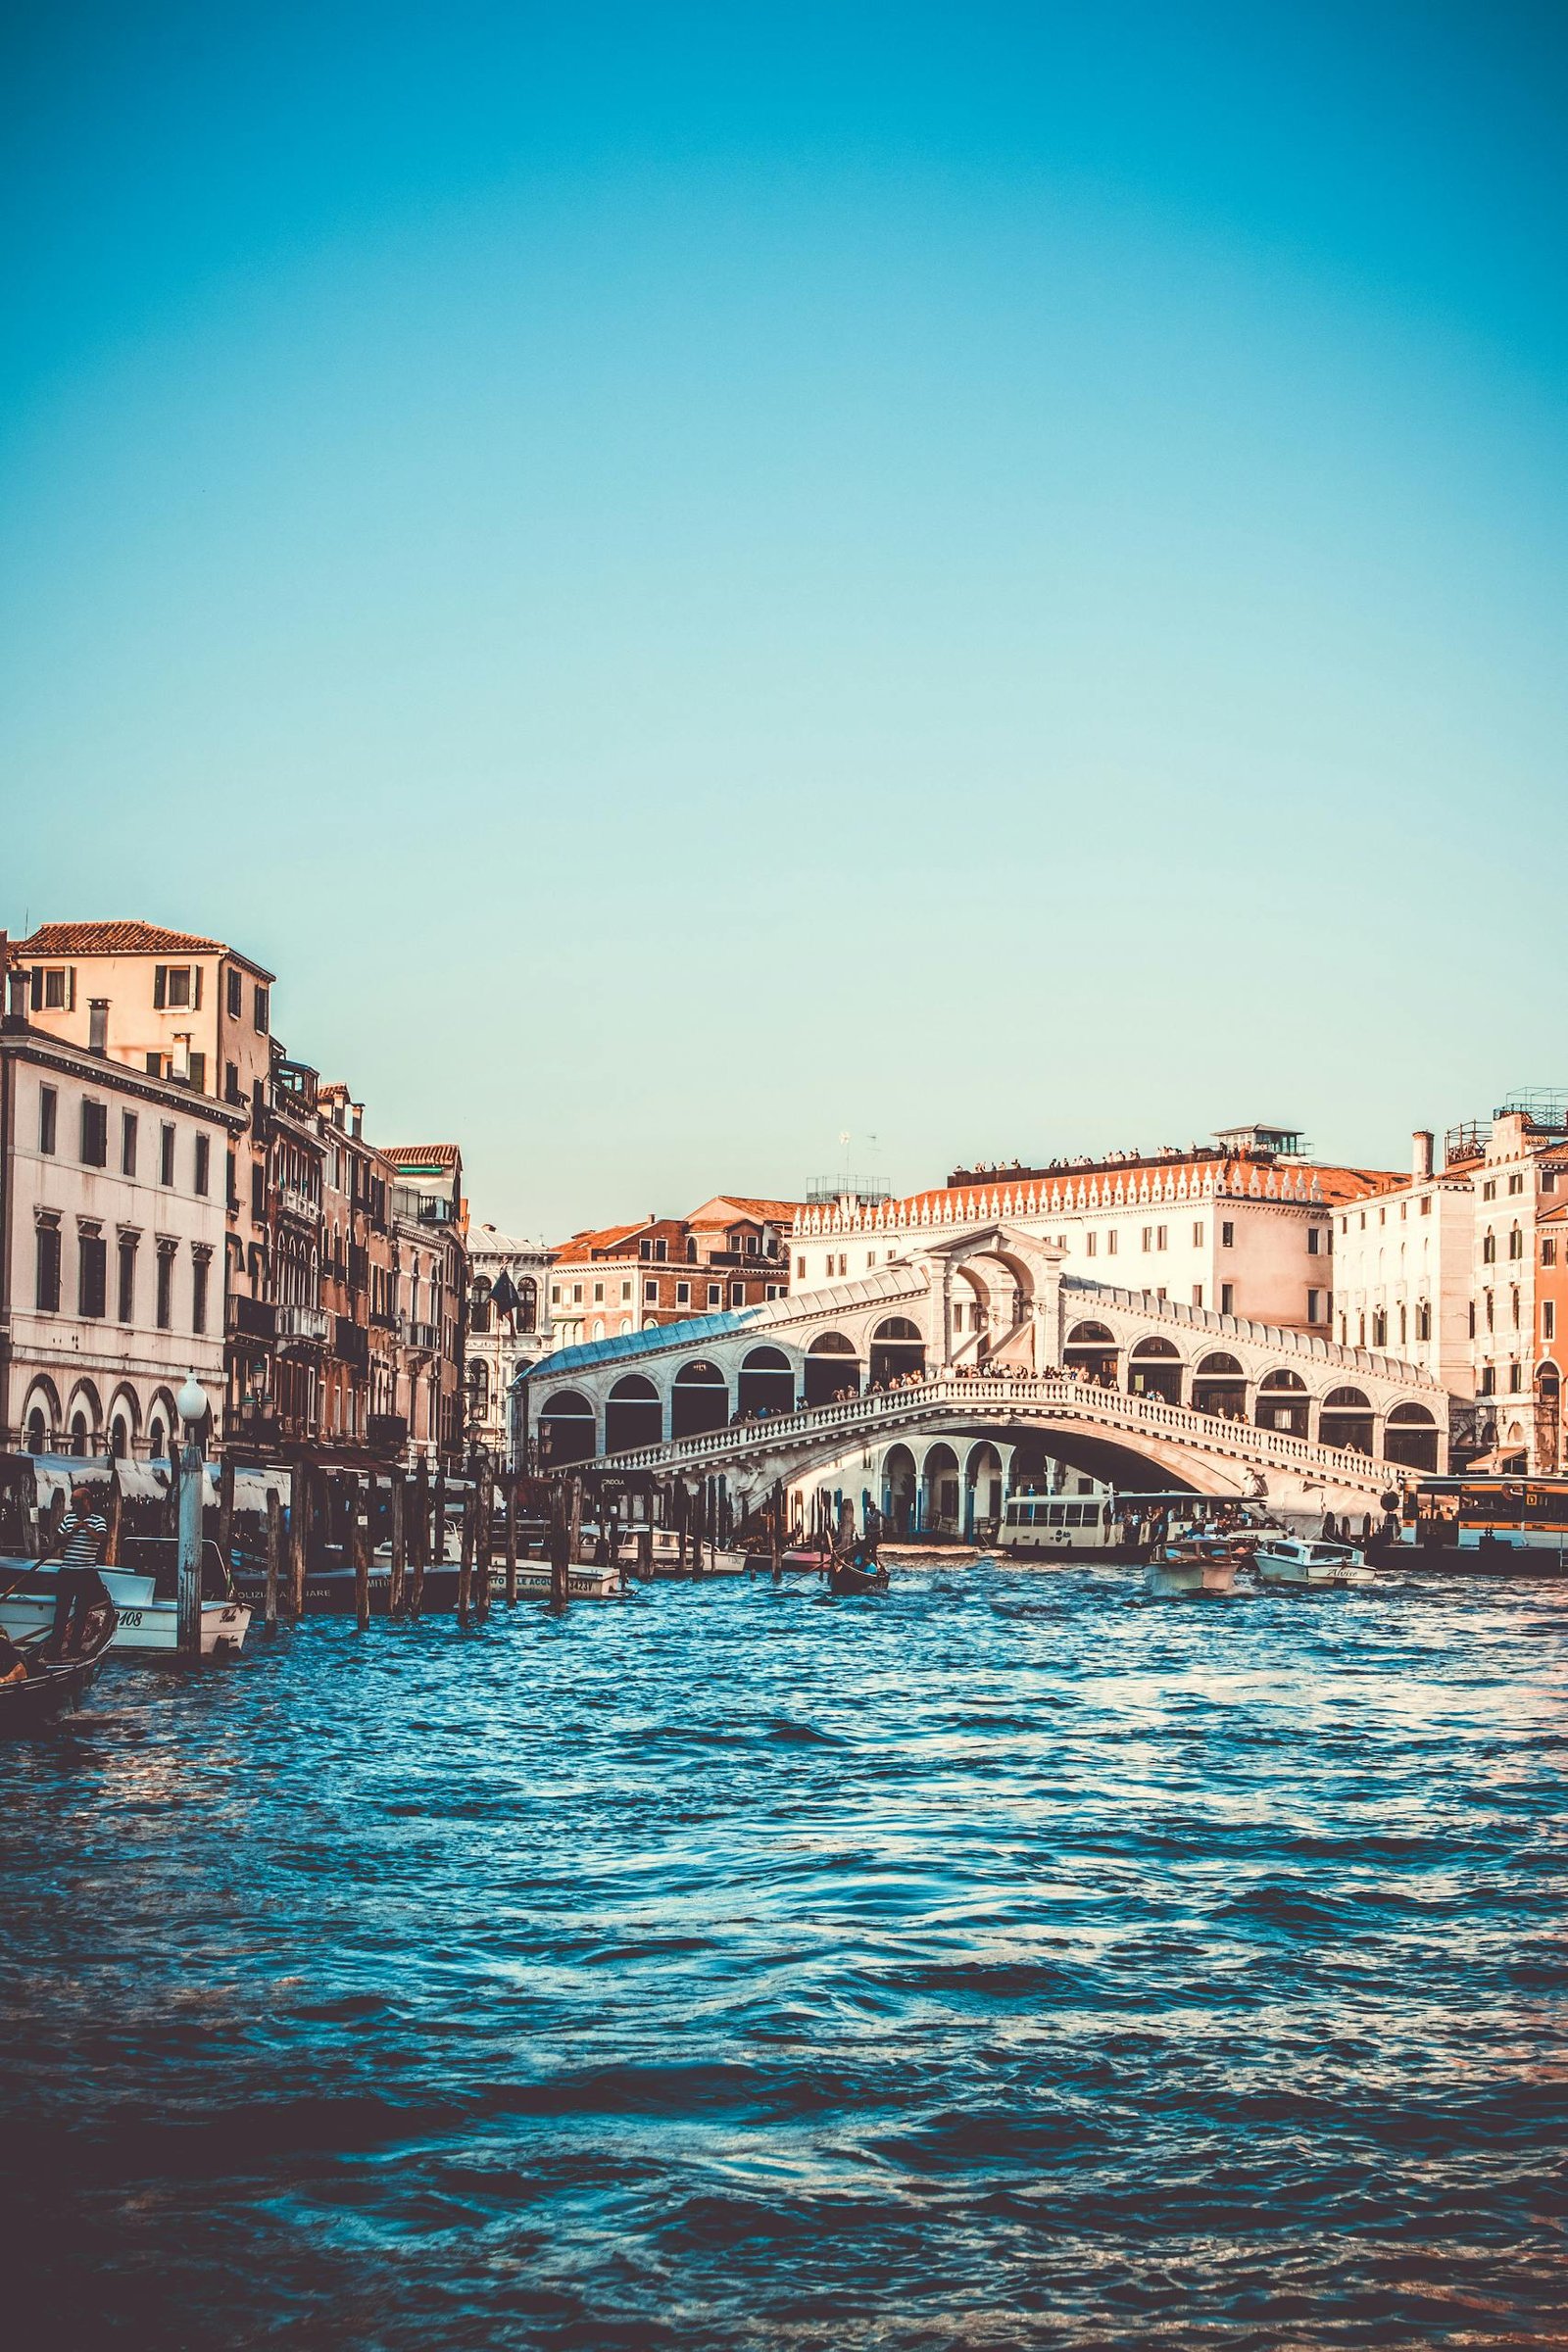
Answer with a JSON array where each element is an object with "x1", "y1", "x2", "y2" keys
[
  {"x1": 0, "y1": 1591, "x2": 249, "y2": 1653},
  {"x1": 1145, "y1": 1559, "x2": 1239, "y2": 1597}
]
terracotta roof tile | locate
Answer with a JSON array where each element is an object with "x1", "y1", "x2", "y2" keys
[
  {"x1": 12, "y1": 919, "x2": 274, "y2": 979},
  {"x1": 381, "y1": 1144, "x2": 463, "y2": 1168}
]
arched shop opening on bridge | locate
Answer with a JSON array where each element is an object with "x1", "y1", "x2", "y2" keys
[
  {"x1": 737, "y1": 1346, "x2": 795, "y2": 1419},
  {"x1": 1063, "y1": 1322, "x2": 1118, "y2": 1384},
  {"x1": 1319, "y1": 1386, "x2": 1374, "y2": 1454},
  {"x1": 1191, "y1": 1351, "x2": 1247, "y2": 1420},
  {"x1": 671, "y1": 1360, "x2": 730, "y2": 1439},
  {"x1": 1382, "y1": 1400, "x2": 1440, "y2": 1471},
  {"x1": 1128, "y1": 1337, "x2": 1183, "y2": 1405},
  {"x1": 539, "y1": 1389, "x2": 597, "y2": 1466},
  {"x1": 606, "y1": 1374, "x2": 662, "y2": 1453},
  {"x1": 805, "y1": 1330, "x2": 859, "y2": 1406},
  {"x1": 870, "y1": 1316, "x2": 926, "y2": 1388},
  {"x1": 1255, "y1": 1367, "x2": 1308, "y2": 1436}
]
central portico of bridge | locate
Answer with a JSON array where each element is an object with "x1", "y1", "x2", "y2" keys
[{"x1": 514, "y1": 1222, "x2": 1448, "y2": 1519}]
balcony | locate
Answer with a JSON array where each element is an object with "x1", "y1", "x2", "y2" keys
[
  {"x1": 227, "y1": 1295, "x2": 276, "y2": 1342},
  {"x1": 334, "y1": 1316, "x2": 369, "y2": 1372},
  {"x1": 276, "y1": 1304, "x2": 329, "y2": 1348},
  {"x1": 369, "y1": 1306, "x2": 399, "y2": 1332},
  {"x1": 368, "y1": 1412, "x2": 408, "y2": 1454},
  {"x1": 276, "y1": 1180, "x2": 318, "y2": 1225},
  {"x1": 400, "y1": 1316, "x2": 440, "y2": 1352}
]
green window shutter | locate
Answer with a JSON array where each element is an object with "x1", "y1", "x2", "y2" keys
[{"x1": 154, "y1": 966, "x2": 167, "y2": 1008}]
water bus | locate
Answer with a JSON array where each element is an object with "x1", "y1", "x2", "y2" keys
[
  {"x1": 1395, "y1": 1476, "x2": 1568, "y2": 1574},
  {"x1": 1000, "y1": 1490, "x2": 1237, "y2": 1561}
]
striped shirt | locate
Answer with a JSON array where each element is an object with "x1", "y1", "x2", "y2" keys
[{"x1": 57, "y1": 1510, "x2": 107, "y2": 1567}]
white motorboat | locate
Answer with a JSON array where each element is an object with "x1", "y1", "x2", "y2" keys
[
  {"x1": 0, "y1": 1552, "x2": 251, "y2": 1654},
  {"x1": 1145, "y1": 1539, "x2": 1242, "y2": 1598},
  {"x1": 615, "y1": 1531, "x2": 749, "y2": 1578},
  {"x1": 512, "y1": 1560, "x2": 629, "y2": 1601},
  {"x1": 1254, "y1": 1536, "x2": 1376, "y2": 1591}
]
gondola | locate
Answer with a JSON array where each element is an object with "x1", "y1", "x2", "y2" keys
[
  {"x1": 827, "y1": 1556, "x2": 890, "y2": 1596},
  {"x1": 0, "y1": 1590, "x2": 118, "y2": 1736}
]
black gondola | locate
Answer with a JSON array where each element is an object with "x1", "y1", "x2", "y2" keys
[
  {"x1": 0, "y1": 1590, "x2": 118, "y2": 1737},
  {"x1": 827, "y1": 1556, "x2": 890, "y2": 1595}
]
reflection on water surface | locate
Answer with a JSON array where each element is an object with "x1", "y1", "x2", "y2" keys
[{"x1": 3, "y1": 1564, "x2": 1565, "y2": 2349}]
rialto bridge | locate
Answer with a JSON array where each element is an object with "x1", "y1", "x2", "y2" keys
[{"x1": 514, "y1": 1223, "x2": 1449, "y2": 1523}]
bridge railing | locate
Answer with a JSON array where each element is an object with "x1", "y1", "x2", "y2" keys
[{"x1": 597, "y1": 1371, "x2": 1398, "y2": 1486}]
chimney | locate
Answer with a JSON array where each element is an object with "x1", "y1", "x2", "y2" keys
[
  {"x1": 172, "y1": 1032, "x2": 191, "y2": 1081},
  {"x1": 5, "y1": 964, "x2": 27, "y2": 1029},
  {"x1": 88, "y1": 998, "x2": 109, "y2": 1054},
  {"x1": 351, "y1": 1103, "x2": 363, "y2": 1139},
  {"x1": 1412, "y1": 1130, "x2": 1435, "y2": 1183}
]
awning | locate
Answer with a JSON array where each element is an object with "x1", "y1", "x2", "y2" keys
[{"x1": 1461, "y1": 1447, "x2": 1529, "y2": 1474}]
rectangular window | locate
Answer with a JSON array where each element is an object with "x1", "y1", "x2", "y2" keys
[
  {"x1": 159, "y1": 1125, "x2": 175, "y2": 1186},
  {"x1": 165, "y1": 966, "x2": 192, "y2": 1008},
  {"x1": 192, "y1": 1253, "x2": 210, "y2": 1335},
  {"x1": 77, "y1": 1229, "x2": 107, "y2": 1319},
  {"x1": 1509, "y1": 1171, "x2": 1524, "y2": 1195},
  {"x1": 675, "y1": 1281, "x2": 691, "y2": 1304},
  {"x1": 1105, "y1": 1230, "x2": 1117, "y2": 1256},
  {"x1": 550, "y1": 1285, "x2": 562, "y2": 1306},
  {"x1": 1483, "y1": 1179, "x2": 1496, "y2": 1200},
  {"x1": 193, "y1": 1134, "x2": 211, "y2": 1196},
  {"x1": 1220, "y1": 1282, "x2": 1235, "y2": 1314},
  {"x1": 1307, "y1": 1228, "x2": 1321, "y2": 1255},
  {"x1": 1155, "y1": 1225, "x2": 1168, "y2": 1250},
  {"x1": 644, "y1": 1278, "x2": 658, "y2": 1303},
  {"x1": 1544, "y1": 1301, "x2": 1556, "y2": 1342},
  {"x1": 1142, "y1": 1226, "x2": 1152, "y2": 1251},
  {"x1": 1509, "y1": 1361, "x2": 1523, "y2": 1392},
  {"x1": 1307, "y1": 1288, "x2": 1323, "y2": 1323},
  {"x1": 797, "y1": 1255, "x2": 807, "y2": 1279},
  {"x1": 226, "y1": 968, "x2": 243, "y2": 1018},
  {"x1": 1192, "y1": 1284, "x2": 1203, "y2": 1308},
  {"x1": 41, "y1": 966, "x2": 72, "y2": 1009},
  {"x1": 35, "y1": 1222, "x2": 61, "y2": 1312},
  {"x1": 570, "y1": 1282, "x2": 583, "y2": 1303},
  {"x1": 118, "y1": 1236, "x2": 136, "y2": 1323},
  {"x1": 705, "y1": 1282, "x2": 719, "y2": 1306},
  {"x1": 1420, "y1": 1193, "x2": 1432, "y2": 1214},
  {"x1": 1479, "y1": 1363, "x2": 1494, "y2": 1396},
  {"x1": 254, "y1": 986, "x2": 269, "y2": 1033},
  {"x1": 1192, "y1": 1221, "x2": 1204, "y2": 1248},
  {"x1": 620, "y1": 1280, "x2": 632, "y2": 1301},
  {"x1": 592, "y1": 1280, "x2": 604, "y2": 1303},
  {"x1": 251, "y1": 1163, "x2": 266, "y2": 1219},
  {"x1": 80, "y1": 1101, "x2": 108, "y2": 1166},
  {"x1": 188, "y1": 1052, "x2": 206, "y2": 1095},
  {"x1": 38, "y1": 1085, "x2": 57, "y2": 1154},
  {"x1": 1086, "y1": 1231, "x2": 1098, "y2": 1257},
  {"x1": 1544, "y1": 1239, "x2": 1558, "y2": 1267},
  {"x1": 156, "y1": 1246, "x2": 174, "y2": 1331},
  {"x1": 1220, "y1": 1221, "x2": 1235, "y2": 1249},
  {"x1": 121, "y1": 1111, "x2": 138, "y2": 1176},
  {"x1": 730, "y1": 1281, "x2": 744, "y2": 1307},
  {"x1": 1544, "y1": 1170, "x2": 1558, "y2": 1195}
]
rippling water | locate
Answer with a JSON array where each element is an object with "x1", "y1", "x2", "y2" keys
[{"x1": 3, "y1": 1562, "x2": 1566, "y2": 2349}]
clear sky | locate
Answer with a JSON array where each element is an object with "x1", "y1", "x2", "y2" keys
[{"x1": 4, "y1": 2, "x2": 1565, "y2": 1238}]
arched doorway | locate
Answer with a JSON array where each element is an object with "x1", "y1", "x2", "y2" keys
[
  {"x1": 538, "y1": 1388, "x2": 598, "y2": 1466},
  {"x1": 805, "y1": 1331, "x2": 859, "y2": 1407},
  {"x1": 869, "y1": 1316, "x2": 925, "y2": 1388},
  {"x1": 737, "y1": 1346, "x2": 795, "y2": 1418},
  {"x1": 1128, "y1": 1337, "x2": 1183, "y2": 1405},
  {"x1": 1063, "y1": 1321, "x2": 1118, "y2": 1385},
  {"x1": 605, "y1": 1374, "x2": 662, "y2": 1452},
  {"x1": 1192, "y1": 1351, "x2": 1247, "y2": 1418},
  {"x1": 1255, "y1": 1367, "x2": 1308, "y2": 1437},
  {"x1": 147, "y1": 1416, "x2": 168, "y2": 1462},
  {"x1": 1384, "y1": 1400, "x2": 1439, "y2": 1471},
  {"x1": 922, "y1": 1442, "x2": 960, "y2": 1536},
  {"x1": 24, "y1": 1405, "x2": 47, "y2": 1454},
  {"x1": 883, "y1": 1444, "x2": 916, "y2": 1535},
  {"x1": 964, "y1": 1442, "x2": 1004, "y2": 1539},
  {"x1": 670, "y1": 1360, "x2": 729, "y2": 1439},
  {"x1": 1320, "y1": 1385, "x2": 1373, "y2": 1454}
]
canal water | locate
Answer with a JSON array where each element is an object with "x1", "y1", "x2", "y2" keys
[{"x1": 3, "y1": 1562, "x2": 1565, "y2": 2350}]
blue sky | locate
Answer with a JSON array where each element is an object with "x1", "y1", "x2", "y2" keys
[{"x1": 4, "y1": 2, "x2": 1565, "y2": 1236}]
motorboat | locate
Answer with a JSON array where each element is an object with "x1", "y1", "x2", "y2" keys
[
  {"x1": 512, "y1": 1560, "x2": 630, "y2": 1601},
  {"x1": 616, "y1": 1529, "x2": 690, "y2": 1579},
  {"x1": 1254, "y1": 1536, "x2": 1377, "y2": 1591},
  {"x1": 1145, "y1": 1538, "x2": 1243, "y2": 1598},
  {"x1": 0, "y1": 1587, "x2": 118, "y2": 1735},
  {"x1": 0, "y1": 1544, "x2": 250, "y2": 1654}
]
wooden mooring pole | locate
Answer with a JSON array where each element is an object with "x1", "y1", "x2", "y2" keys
[
  {"x1": 548, "y1": 1477, "x2": 570, "y2": 1609},
  {"x1": 388, "y1": 1468, "x2": 406, "y2": 1620},
  {"x1": 217, "y1": 1453, "x2": 236, "y2": 1590},
  {"x1": 288, "y1": 1459, "x2": 307, "y2": 1619},
  {"x1": 411, "y1": 1459, "x2": 429, "y2": 1619},
  {"x1": 265, "y1": 1488, "x2": 282, "y2": 1630},
  {"x1": 475, "y1": 1470, "x2": 493, "y2": 1622},
  {"x1": 354, "y1": 1474, "x2": 370, "y2": 1633},
  {"x1": 504, "y1": 1473, "x2": 518, "y2": 1605},
  {"x1": 457, "y1": 1487, "x2": 474, "y2": 1627}
]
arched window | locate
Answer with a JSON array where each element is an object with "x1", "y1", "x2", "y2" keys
[
  {"x1": 1320, "y1": 1385, "x2": 1374, "y2": 1456},
  {"x1": 671, "y1": 1360, "x2": 729, "y2": 1440},
  {"x1": 1192, "y1": 1351, "x2": 1246, "y2": 1418},
  {"x1": 806, "y1": 1330, "x2": 861, "y2": 1406},
  {"x1": 24, "y1": 1407, "x2": 46, "y2": 1455},
  {"x1": 1128, "y1": 1337, "x2": 1183, "y2": 1403},
  {"x1": 538, "y1": 1389, "x2": 597, "y2": 1466},
  {"x1": 606, "y1": 1374, "x2": 662, "y2": 1452},
  {"x1": 737, "y1": 1346, "x2": 795, "y2": 1418},
  {"x1": 869, "y1": 1316, "x2": 925, "y2": 1388}
]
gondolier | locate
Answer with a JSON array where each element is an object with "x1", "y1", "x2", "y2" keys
[{"x1": 46, "y1": 1480, "x2": 109, "y2": 1658}]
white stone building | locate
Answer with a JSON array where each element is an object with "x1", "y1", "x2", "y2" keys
[
  {"x1": 0, "y1": 1015, "x2": 244, "y2": 1459},
  {"x1": 1329, "y1": 1131, "x2": 1476, "y2": 1398},
  {"x1": 464, "y1": 1220, "x2": 553, "y2": 1466}
]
